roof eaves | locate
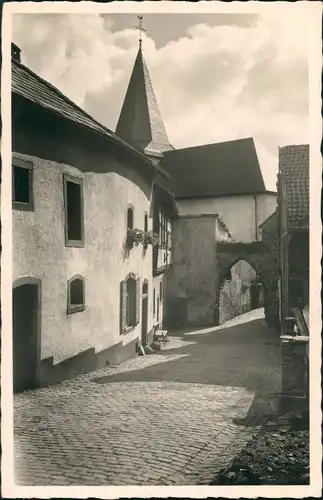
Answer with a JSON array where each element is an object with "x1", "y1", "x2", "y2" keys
[
  {"x1": 174, "y1": 189, "x2": 276, "y2": 200},
  {"x1": 215, "y1": 213, "x2": 231, "y2": 238},
  {"x1": 259, "y1": 208, "x2": 278, "y2": 228},
  {"x1": 163, "y1": 136, "x2": 255, "y2": 155}
]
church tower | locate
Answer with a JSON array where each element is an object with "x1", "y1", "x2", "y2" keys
[{"x1": 115, "y1": 17, "x2": 173, "y2": 158}]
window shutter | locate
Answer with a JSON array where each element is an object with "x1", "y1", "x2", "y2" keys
[
  {"x1": 135, "y1": 277, "x2": 140, "y2": 325},
  {"x1": 120, "y1": 280, "x2": 127, "y2": 334}
]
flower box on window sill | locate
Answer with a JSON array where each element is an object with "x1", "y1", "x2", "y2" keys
[
  {"x1": 127, "y1": 228, "x2": 145, "y2": 248},
  {"x1": 143, "y1": 231, "x2": 159, "y2": 248}
]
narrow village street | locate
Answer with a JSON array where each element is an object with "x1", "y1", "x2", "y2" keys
[{"x1": 14, "y1": 309, "x2": 282, "y2": 486}]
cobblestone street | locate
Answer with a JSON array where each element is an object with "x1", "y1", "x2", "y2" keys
[{"x1": 14, "y1": 310, "x2": 281, "y2": 486}]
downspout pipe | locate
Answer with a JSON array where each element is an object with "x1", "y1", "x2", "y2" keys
[{"x1": 254, "y1": 195, "x2": 258, "y2": 241}]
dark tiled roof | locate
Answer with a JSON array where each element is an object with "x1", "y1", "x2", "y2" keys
[
  {"x1": 161, "y1": 137, "x2": 268, "y2": 198},
  {"x1": 279, "y1": 145, "x2": 309, "y2": 230},
  {"x1": 115, "y1": 48, "x2": 174, "y2": 157},
  {"x1": 11, "y1": 57, "x2": 170, "y2": 179},
  {"x1": 259, "y1": 208, "x2": 278, "y2": 228}
]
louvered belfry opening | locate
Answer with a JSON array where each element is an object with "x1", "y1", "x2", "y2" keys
[{"x1": 12, "y1": 43, "x2": 21, "y2": 62}]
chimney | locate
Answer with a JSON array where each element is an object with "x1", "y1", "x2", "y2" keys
[{"x1": 11, "y1": 43, "x2": 21, "y2": 62}]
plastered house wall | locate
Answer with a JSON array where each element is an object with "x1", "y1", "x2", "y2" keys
[
  {"x1": 12, "y1": 149, "x2": 155, "y2": 366},
  {"x1": 177, "y1": 193, "x2": 277, "y2": 242}
]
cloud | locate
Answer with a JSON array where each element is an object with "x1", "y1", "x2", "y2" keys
[{"x1": 12, "y1": 11, "x2": 310, "y2": 191}]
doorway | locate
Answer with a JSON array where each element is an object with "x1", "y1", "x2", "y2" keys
[
  {"x1": 13, "y1": 279, "x2": 41, "y2": 393},
  {"x1": 141, "y1": 280, "x2": 148, "y2": 346}
]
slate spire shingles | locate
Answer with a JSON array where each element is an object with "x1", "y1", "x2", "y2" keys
[
  {"x1": 279, "y1": 144, "x2": 309, "y2": 230},
  {"x1": 115, "y1": 47, "x2": 174, "y2": 157}
]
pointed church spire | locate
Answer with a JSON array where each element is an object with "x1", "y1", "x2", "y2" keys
[{"x1": 115, "y1": 19, "x2": 173, "y2": 158}]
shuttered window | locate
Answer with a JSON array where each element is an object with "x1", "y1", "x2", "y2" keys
[{"x1": 120, "y1": 274, "x2": 140, "y2": 334}]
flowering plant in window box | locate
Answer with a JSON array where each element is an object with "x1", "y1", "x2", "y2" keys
[
  {"x1": 143, "y1": 231, "x2": 159, "y2": 247},
  {"x1": 127, "y1": 228, "x2": 145, "y2": 248}
]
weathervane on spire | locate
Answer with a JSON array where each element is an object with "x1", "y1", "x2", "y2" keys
[{"x1": 135, "y1": 15, "x2": 146, "y2": 50}]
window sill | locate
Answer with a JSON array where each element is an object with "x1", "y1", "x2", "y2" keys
[
  {"x1": 67, "y1": 304, "x2": 85, "y2": 315},
  {"x1": 12, "y1": 201, "x2": 34, "y2": 212},
  {"x1": 65, "y1": 239, "x2": 85, "y2": 248},
  {"x1": 153, "y1": 263, "x2": 173, "y2": 276},
  {"x1": 122, "y1": 324, "x2": 137, "y2": 335}
]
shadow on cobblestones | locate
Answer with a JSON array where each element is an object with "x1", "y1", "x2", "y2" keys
[{"x1": 92, "y1": 319, "x2": 281, "y2": 409}]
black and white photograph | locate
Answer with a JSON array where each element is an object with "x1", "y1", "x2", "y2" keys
[{"x1": 1, "y1": 1, "x2": 322, "y2": 497}]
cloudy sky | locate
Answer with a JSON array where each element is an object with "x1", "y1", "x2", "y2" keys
[{"x1": 13, "y1": 11, "x2": 310, "y2": 190}]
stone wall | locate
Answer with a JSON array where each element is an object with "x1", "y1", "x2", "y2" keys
[{"x1": 166, "y1": 215, "x2": 217, "y2": 328}]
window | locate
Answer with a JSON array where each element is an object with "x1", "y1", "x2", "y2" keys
[
  {"x1": 157, "y1": 210, "x2": 171, "y2": 249},
  {"x1": 12, "y1": 158, "x2": 34, "y2": 211},
  {"x1": 120, "y1": 273, "x2": 140, "y2": 334},
  {"x1": 160, "y1": 281, "x2": 163, "y2": 302},
  {"x1": 127, "y1": 206, "x2": 134, "y2": 230},
  {"x1": 67, "y1": 275, "x2": 85, "y2": 314},
  {"x1": 167, "y1": 220, "x2": 172, "y2": 250},
  {"x1": 64, "y1": 174, "x2": 84, "y2": 247},
  {"x1": 126, "y1": 277, "x2": 136, "y2": 327},
  {"x1": 157, "y1": 296, "x2": 160, "y2": 322},
  {"x1": 144, "y1": 213, "x2": 148, "y2": 232},
  {"x1": 153, "y1": 288, "x2": 156, "y2": 316}
]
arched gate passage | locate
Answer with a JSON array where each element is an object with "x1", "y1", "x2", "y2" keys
[{"x1": 215, "y1": 241, "x2": 279, "y2": 328}]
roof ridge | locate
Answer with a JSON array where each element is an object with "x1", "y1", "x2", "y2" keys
[
  {"x1": 165, "y1": 137, "x2": 254, "y2": 154},
  {"x1": 279, "y1": 144, "x2": 309, "y2": 149}
]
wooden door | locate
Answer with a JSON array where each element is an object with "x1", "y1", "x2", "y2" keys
[{"x1": 13, "y1": 283, "x2": 40, "y2": 393}]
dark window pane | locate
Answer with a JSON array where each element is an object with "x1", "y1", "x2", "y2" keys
[
  {"x1": 66, "y1": 181, "x2": 82, "y2": 241},
  {"x1": 14, "y1": 166, "x2": 30, "y2": 203},
  {"x1": 70, "y1": 279, "x2": 84, "y2": 305},
  {"x1": 126, "y1": 277, "x2": 136, "y2": 326},
  {"x1": 127, "y1": 208, "x2": 133, "y2": 229}
]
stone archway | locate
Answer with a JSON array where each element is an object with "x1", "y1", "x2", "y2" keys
[
  {"x1": 215, "y1": 241, "x2": 279, "y2": 328},
  {"x1": 218, "y1": 259, "x2": 261, "y2": 325}
]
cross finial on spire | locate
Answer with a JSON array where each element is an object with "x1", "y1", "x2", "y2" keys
[{"x1": 135, "y1": 15, "x2": 146, "y2": 50}]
